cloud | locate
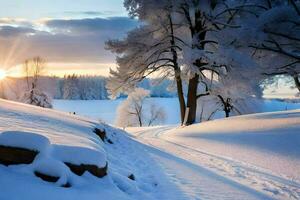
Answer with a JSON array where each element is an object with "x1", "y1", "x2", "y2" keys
[
  {"x1": 0, "y1": 17, "x2": 138, "y2": 67},
  {"x1": 63, "y1": 11, "x2": 115, "y2": 16},
  {"x1": 44, "y1": 17, "x2": 138, "y2": 36},
  {"x1": 0, "y1": 25, "x2": 36, "y2": 37},
  {"x1": 0, "y1": 18, "x2": 33, "y2": 27}
]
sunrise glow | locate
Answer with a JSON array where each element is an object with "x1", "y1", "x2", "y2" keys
[{"x1": 0, "y1": 69, "x2": 7, "y2": 80}]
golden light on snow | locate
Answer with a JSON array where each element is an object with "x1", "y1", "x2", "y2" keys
[{"x1": 0, "y1": 69, "x2": 7, "y2": 80}]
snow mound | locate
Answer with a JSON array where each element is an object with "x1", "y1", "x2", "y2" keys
[
  {"x1": 0, "y1": 131, "x2": 50, "y2": 151},
  {"x1": 52, "y1": 145, "x2": 106, "y2": 168}
]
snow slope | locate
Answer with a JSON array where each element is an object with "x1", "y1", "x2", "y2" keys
[
  {"x1": 128, "y1": 110, "x2": 300, "y2": 200},
  {"x1": 0, "y1": 99, "x2": 183, "y2": 200}
]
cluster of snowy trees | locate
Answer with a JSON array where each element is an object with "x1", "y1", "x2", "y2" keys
[
  {"x1": 2, "y1": 75, "x2": 177, "y2": 102},
  {"x1": 106, "y1": 0, "x2": 300, "y2": 125},
  {"x1": 55, "y1": 76, "x2": 176, "y2": 100},
  {"x1": 116, "y1": 88, "x2": 166, "y2": 128},
  {"x1": 55, "y1": 75, "x2": 108, "y2": 100}
]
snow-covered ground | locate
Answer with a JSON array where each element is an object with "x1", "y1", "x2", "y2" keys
[
  {"x1": 53, "y1": 98, "x2": 300, "y2": 125},
  {"x1": 127, "y1": 110, "x2": 300, "y2": 200},
  {"x1": 1, "y1": 98, "x2": 300, "y2": 200},
  {"x1": 0, "y1": 99, "x2": 184, "y2": 200}
]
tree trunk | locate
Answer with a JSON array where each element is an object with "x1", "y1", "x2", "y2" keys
[
  {"x1": 175, "y1": 72, "x2": 186, "y2": 124},
  {"x1": 293, "y1": 75, "x2": 300, "y2": 92},
  {"x1": 169, "y1": 14, "x2": 186, "y2": 125},
  {"x1": 138, "y1": 114, "x2": 142, "y2": 127},
  {"x1": 184, "y1": 9, "x2": 207, "y2": 125},
  {"x1": 225, "y1": 108, "x2": 230, "y2": 118},
  {"x1": 186, "y1": 74, "x2": 199, "y2": 125},
  {"x1": 217, "y1": 95, "x2": 231, "y2": 118}
]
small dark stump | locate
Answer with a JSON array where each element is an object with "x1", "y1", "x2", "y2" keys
[
  {"x1": 0, "y1": 145, "x2": 38, "y2": 166},
  {"x1": 128, "y1": 174, "x2": 135, "y2": 181},
  {"x1": 107, "y1": 139, "x2": 113, "y2": 144},
  {"x1": 65, "y1": 162, "x2": 108, "y2": 178},
  {"x1": 93, "y1": 128, "x2": 106, "y2": 142},
  {"x1": 34, "y1": 171, "x2": 59, "y2": 183},
  {"x1": 61, "y1": 182, "x2": 71, "y2": 188}
]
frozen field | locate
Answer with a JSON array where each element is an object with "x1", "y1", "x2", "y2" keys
[
  {"x1": 53, "y1": 98, "x2": 300, "y2": 125},
  {"x1": 53, "y1": 98, "x2": 180, "y2": 125}
]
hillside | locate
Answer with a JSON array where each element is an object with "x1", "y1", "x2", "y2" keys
[
  {"x1": 0, "y1": 99, "x2": 180, "y2": 200},
  {"x1": 128, "y1": 110, "x2": 300, "y2": 200}
]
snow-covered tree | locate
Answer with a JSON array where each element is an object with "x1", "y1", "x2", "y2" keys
[
  {"x1": 147, "y1": 103, "x2": 166, "y2": 126},
  {"x1": 106, "y1": 1, "x2": 187, "y2": 124},
  {"x1": 20, "y1": 57, "x2": 53, "y2": 108},
  {"x1": 175, "y1": 0, "x2": 271, "y2": 124},
  {"x1": 20, "y1": 88, "x2": 53, "y2": 108},
  {"x1": 62, "y1": 74, "x2": 80, "y2": 100},
  {"x1": 120, "y1": 0, "x2": 268, "y2": 124},
  {"x1": 22, "y1": 57, "x2": 45, "y2": 90},
  {"x1": 256, "y1": 1, "x2": 300, "y2": 91},
  {"x1": 231, "y1": 0, "x2": 300, "y2": 91},
  {"x1": 109, "y1": 0, "x2": 295, "y2": 125},
  {"x1": 115, "y1": 88, "x2": 166, "y2": 127}
]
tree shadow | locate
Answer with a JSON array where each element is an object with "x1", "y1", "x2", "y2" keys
[{"x1": 185, "y1": 127, "x2": 300, "y2": 158}]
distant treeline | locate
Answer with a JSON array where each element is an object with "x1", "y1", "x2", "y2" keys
[
  {"x1": 56, "y1": 75, "x2": 177, "y2": 100},
  {"x1": 55, "y1": 75, "x2": 108, "y2": 100},
  {"x1": 2, "y1": 75, "x2": 177, "y2": 101}
]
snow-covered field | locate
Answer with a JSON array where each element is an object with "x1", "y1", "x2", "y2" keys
[
  {"x1": 127, "y1": 110, "x2": 300, "y2": 200},
  {"x1": 53, "y1": 98, "x2": 300, "y2": 125},
  {"x1": 53, "y1": 98, "x2": 180, "y2": 125}
]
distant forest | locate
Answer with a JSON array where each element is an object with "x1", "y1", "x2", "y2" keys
[{"x1": 2, "y1": 75, "x2": 177, "y2": 101}]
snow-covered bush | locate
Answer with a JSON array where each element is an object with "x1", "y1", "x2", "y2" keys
[
  {"x1": 196, "y1": 95, "x2": 263, "y2": 122},
  {"x1": 21, "y1": 88, "x2": 53, "y2": 108},
  {"x1": 115, "y1": 88, "x2": 166, "y2": 128}
]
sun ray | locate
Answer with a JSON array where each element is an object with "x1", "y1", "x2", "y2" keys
[
  {"x1": 0, "y1": 69, "x2": 7, "y2": 80},
  {"x1": 3, "y1": 36, "x2": 22, "y2": 68}
]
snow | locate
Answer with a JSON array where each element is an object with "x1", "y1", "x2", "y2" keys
[
  {"x1": 128, "y1": 110, "x2": 300, "y2": 200},
  {"x1": 1, "y1": 97, "x2": 300, "y2": 199},
  {"x1": 163, "y1": 110, "x2": 300, "y2": 181},
  {"x1": 52, "y1": 145, "x2": 106, "y2": 167},
  {"x1": 53, "y1": 98, "x2": 180, "y2": 124},
  {"x1": 0, "y1": 99, "x2": 183, "y2": 200},
  {"x1": 0, "y1": 99, "x2": 107, "y2": 168},
  {"x1": 0, "y1": 131, "x2": 50, "y2": 151}
]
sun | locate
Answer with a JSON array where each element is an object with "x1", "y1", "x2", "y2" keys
[{"x1": 0, "y1": 69, "x2": 7, "y2": 80}]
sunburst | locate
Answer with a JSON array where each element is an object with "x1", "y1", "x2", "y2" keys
[{"x1": 0, "y1": 69, "x2": 7, "y2": 80}]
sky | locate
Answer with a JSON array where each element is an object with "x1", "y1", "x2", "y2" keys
[
  {"x1": 0, "y1": 0, "x2": 138, "y2": 77},
  {"x1": 0, "y1": 0, "x2": 297, "y2": 97}
]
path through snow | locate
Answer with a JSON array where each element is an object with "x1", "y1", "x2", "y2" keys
[{"x1": 128, "y1": 125, "x2": 300, "y2": 200}]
